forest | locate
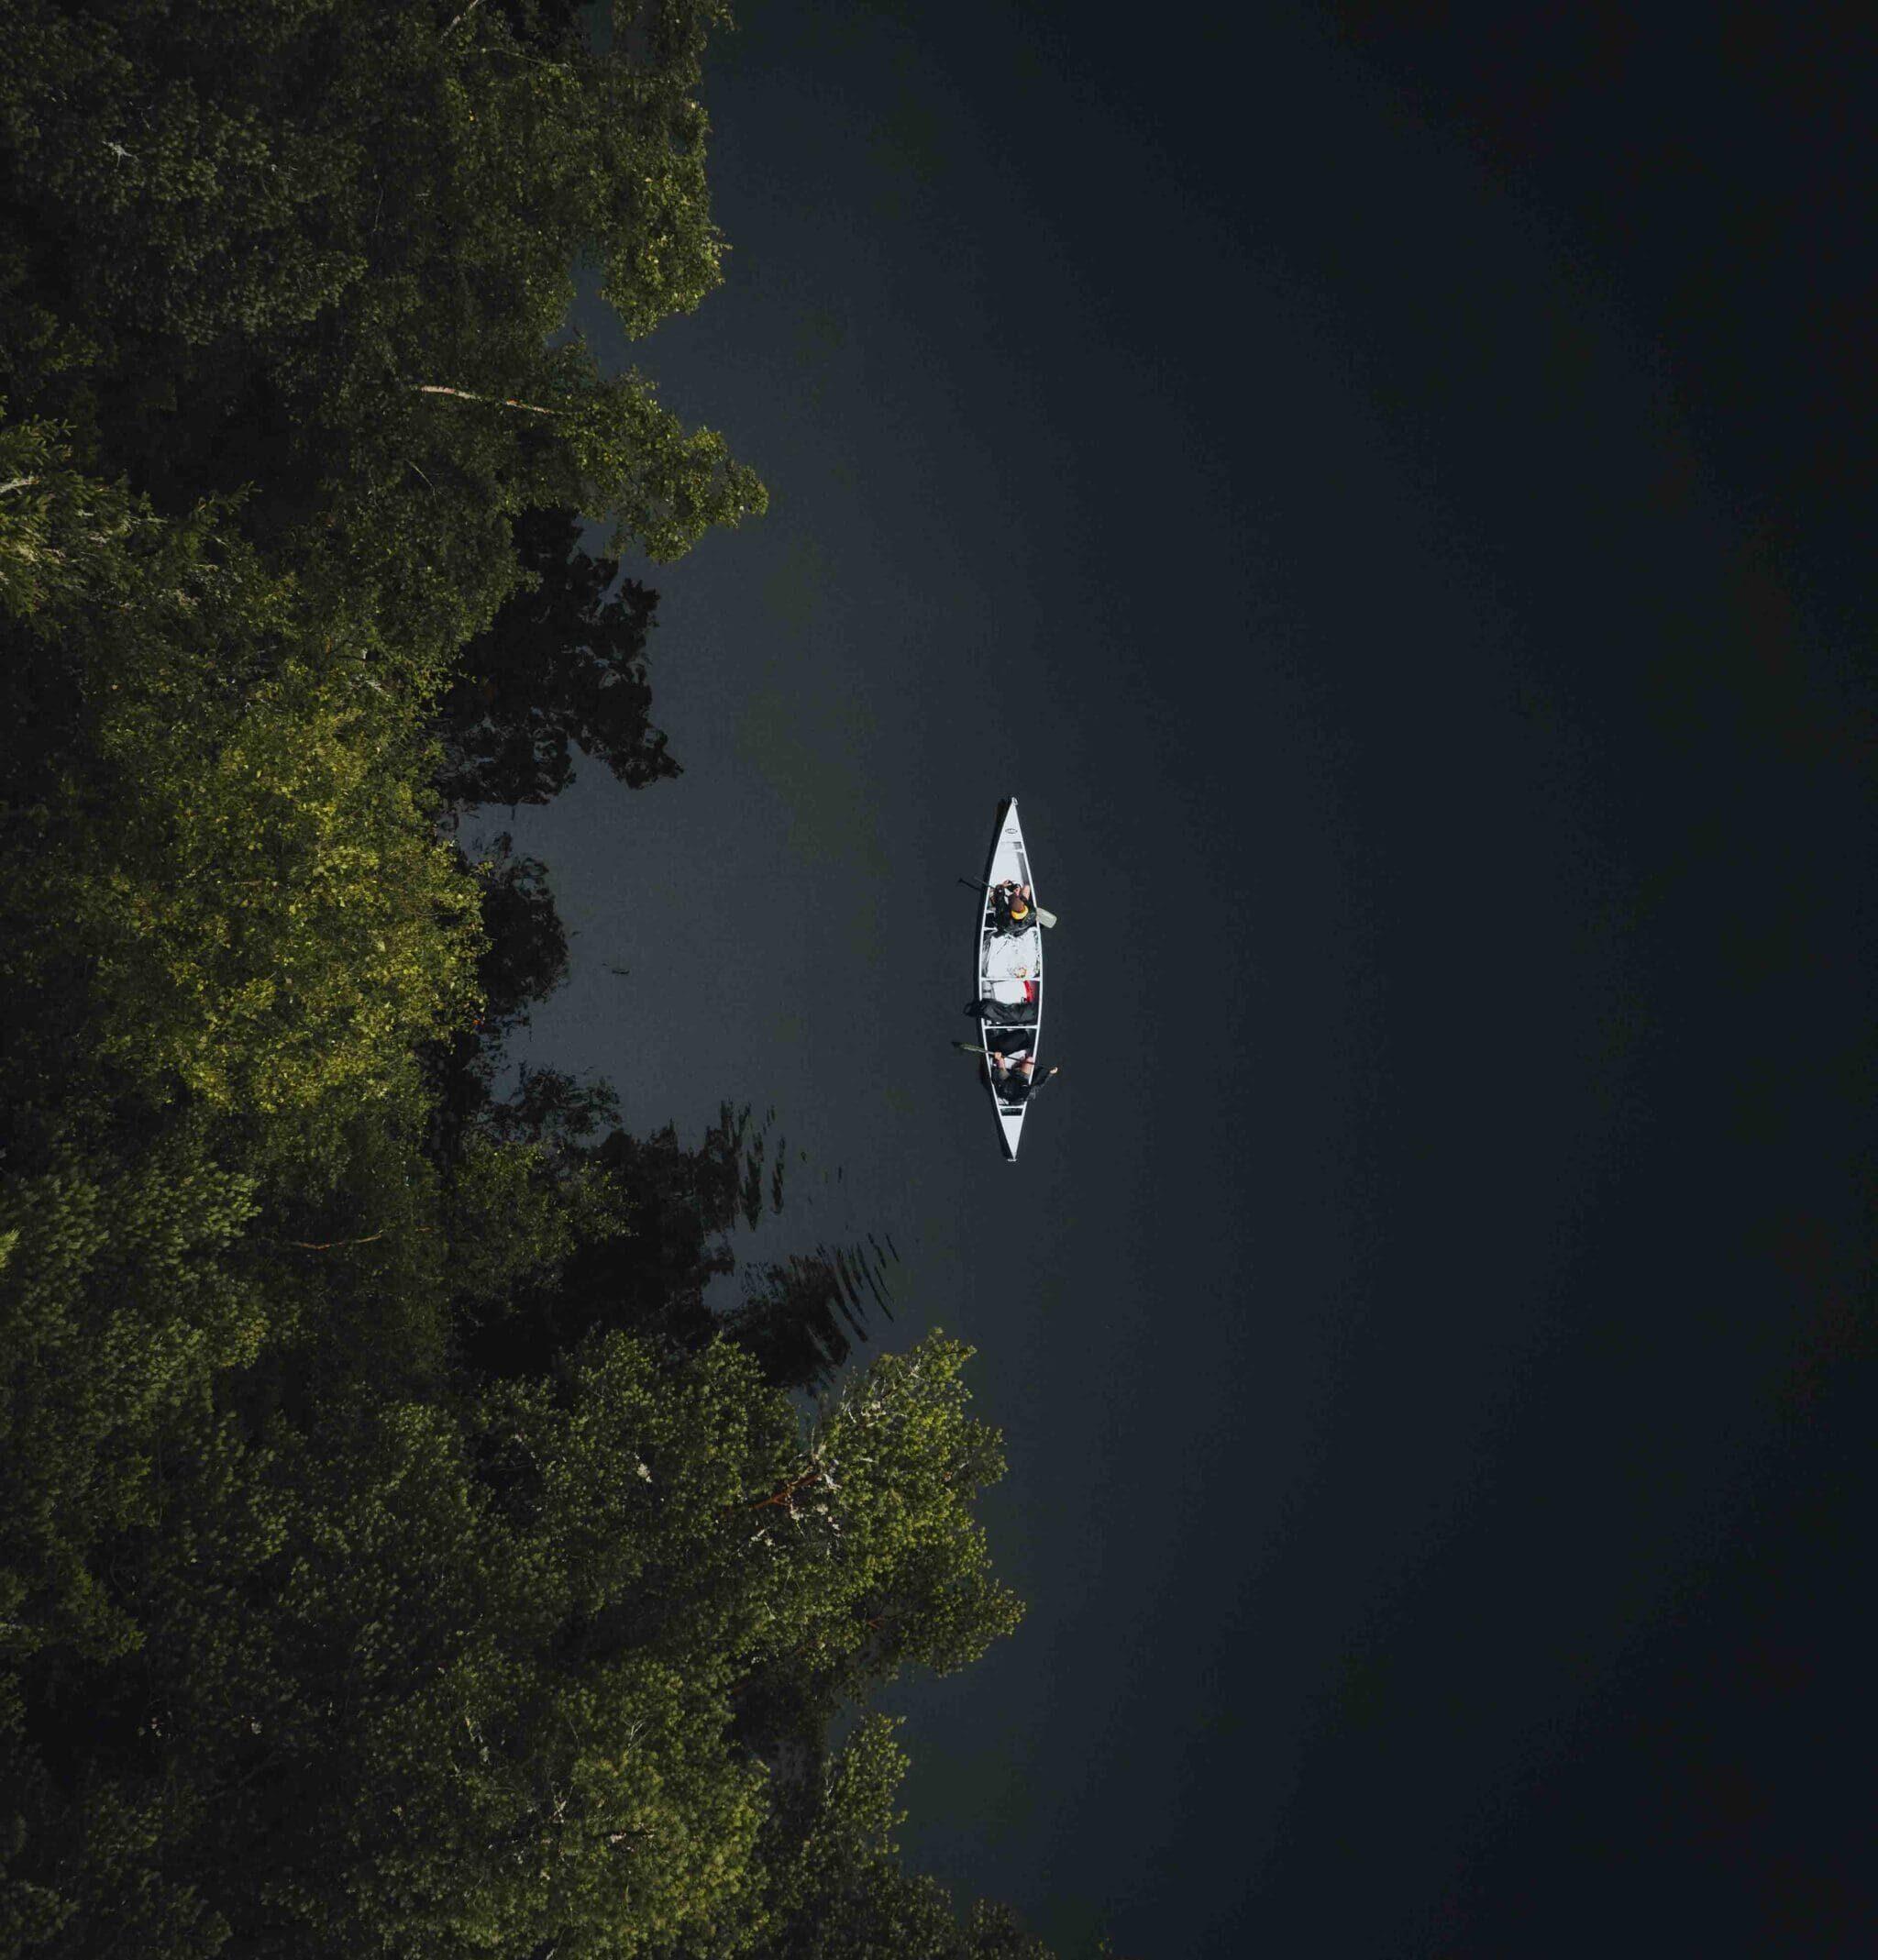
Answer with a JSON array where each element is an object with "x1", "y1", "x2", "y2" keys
[{"x1": 0, "y1": 5, "x2": 1056, "y2": 1954}]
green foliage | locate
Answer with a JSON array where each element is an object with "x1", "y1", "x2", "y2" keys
[
  {"x1": 80, "y1": 654, "x2": 481, "y2": 1113},
  {"x1": 736, "y1": 1339, "x2": 1024, "y2": 1714},
  {"x1": 442, "y1": 1135, "x2": 630, "y2": 1314},
  {"x1": 4, "y1": 1334, "x2": 1028, "y2": 1958},
  {"x1": 233, "y1": 1385, "x2": 775, "y2": 1959},
  {"x1": 0, "y1": 0, "x2": 766, "y2": 688},
  {"x1": 0, "y1": 1120, "x2": 263, "y2": 1667},
  {"x1": 0, "y1": 0, "x2": 725, "y2": 382},
  {"x1": 0, "y1": 8, "x2": 1061, "y2": 1956},
  {"x1": 0, "y1": 410, "x2": 97, "y2": 618},
  {"x1": 0, "y1": 421, "x2": 483, "y2": 1121}
]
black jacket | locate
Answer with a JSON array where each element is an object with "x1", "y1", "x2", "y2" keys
[{"x1": 989, "y1": 891, "x2": 1036, "y2": 936}]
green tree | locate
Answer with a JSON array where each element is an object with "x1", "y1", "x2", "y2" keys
[
  {"x1": 0, "y1": 1118, "x2": 264, "y2": 1670},
  {"x1": 0, "y1": 14, "x2": 1074, "y2": 1957},
  {"x1": 441, "y1": 1134, "x2": 630, "y2": 1322},
  {"x1": 729, "y1": 1339, "x2": 1024, "y2": 1741},
  {"x1": 3, "y1": 1334, "x2": 1028, "y2": 1959},
  {"x1": 0, "y1": 0, "x2": 764, "y2": 686},
  {"x1": 0, "y1": 425, "x2": 483, "y2": 1123}
]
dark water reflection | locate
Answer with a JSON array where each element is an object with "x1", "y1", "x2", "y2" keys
[{"x1": 458, "y1": 1100, "x2": 901, "y2": 1391}]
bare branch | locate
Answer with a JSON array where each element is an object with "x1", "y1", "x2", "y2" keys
[
  {"x1": 265, "y1": 1231, "x2": 391, "y2": 1251},
  {"x1": 412, "y1": 383, "x2": 556, "y2": 416}
]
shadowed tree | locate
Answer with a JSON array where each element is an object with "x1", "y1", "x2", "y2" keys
[
  {"x1": 419, "y1": 838, "x2": 576, "y2": 1164},
  {"x1": 725, "y1": 1242, "x2": 899, "y2": 1392},
  {"x1": 459, "y1": 1103, "x2": 764, "y2": 1374},
  {"x1": 470, "y1": 834, "x2": 570, "y2": 1033},
  {"x1": 435, "y1": 507, "x2": 677, "y2": 811}
]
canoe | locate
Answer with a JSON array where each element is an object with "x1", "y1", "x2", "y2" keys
[{"x1": 976, "y1": 796, "x2": 1044, "y2": 1161}]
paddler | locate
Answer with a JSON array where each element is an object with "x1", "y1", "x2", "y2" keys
[
  {"x1": 989, "y1": 880, "x2": 1035, "y2": 936},
  {"x1": 989, "y1": 1045, "x2": 1059, "y2": 1102},
  {"x1": 954, "y1": 1024, "x2": 1059, "y2": 1099}
]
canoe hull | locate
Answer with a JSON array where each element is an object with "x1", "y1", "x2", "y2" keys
[{"x1": 976, "y1": 796, "x2": 1042, "y2": 1160}]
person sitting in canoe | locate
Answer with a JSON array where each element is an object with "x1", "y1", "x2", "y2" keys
[
  {"x1": 986, "y1": 1033, "x2": 1058, "y2": 1103},
  {"x1": 989, "y1": 880, "x2": 1035, "y2": 936},
  {"x1": 954, "y1": 1026, "x2": 1058, "y2": 1099}
]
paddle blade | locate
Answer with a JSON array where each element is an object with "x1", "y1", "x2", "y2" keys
[{"x1": 1036, "y1": 907, "x2": 1058, "y2": 928}]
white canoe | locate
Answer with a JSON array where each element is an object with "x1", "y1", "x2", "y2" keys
[{"x1": 976, "y1": 796, "x2": 1043, "y2": 1160}]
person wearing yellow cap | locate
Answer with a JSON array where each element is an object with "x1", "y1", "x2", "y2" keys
[{"x1": 989, "y1": 879, "x2": 1036, "y2": 936}]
